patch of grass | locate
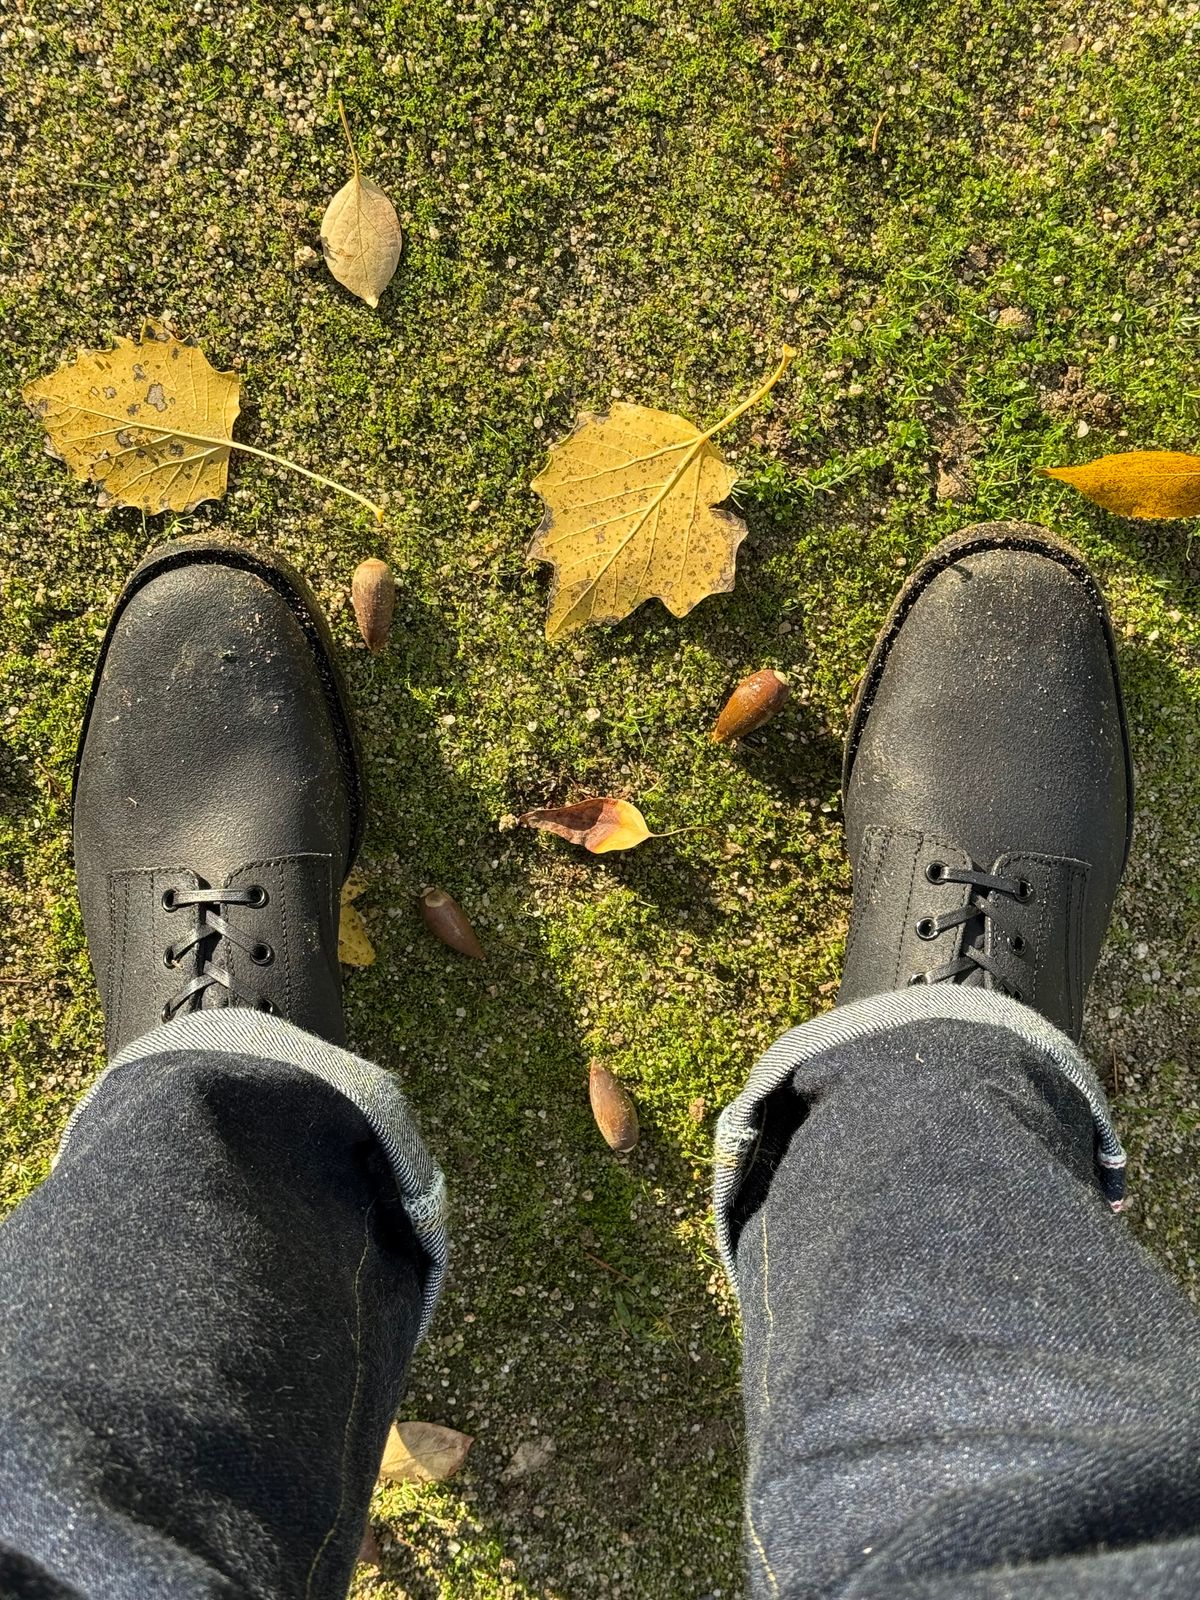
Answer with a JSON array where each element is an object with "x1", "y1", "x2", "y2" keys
[{"x1": 4, "y1": 0, "x2": 1200, "y2": 1594}]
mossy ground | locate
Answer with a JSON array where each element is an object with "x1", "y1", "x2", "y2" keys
[{"x1": 3, "y1": 1, "x2": 1200, "y2": 1595}]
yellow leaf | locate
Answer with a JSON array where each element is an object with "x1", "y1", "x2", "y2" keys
[
  {"x1": 343, "y1": 869, "x2": 369, "y2": 905},
  {"x1": 339, "y1": 877, "x2": 375, "y2": 966},
  {"x1": 517, "y1": 797, "x2": 652, "y2": 853},
  {"x1": 24, "y1": 324, "x2": 240, "y2": 515},
  {"x1": 321, "y1": 102, "x2": 402, "y2": 308},
  {"x1": 378, "y1": 1421, "x2": 474, "y2": 1484},
  {"x1": 1038, "y1": 451, "x2": 1200, "y2": 520},
  {"x1": 529, "y1": 348, "x2": 796, "y2": 639},
  {"x1": 23, "y1": 321, "x2": 383, "y2": 521}
]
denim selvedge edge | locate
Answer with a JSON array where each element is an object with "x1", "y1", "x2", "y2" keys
[
  {"x1": 56, "y1": 1010, "x2": 448, "y2": 1343},
  {"x1": 714, "y1": 986, "x2": 1125, "y2": 1290}
]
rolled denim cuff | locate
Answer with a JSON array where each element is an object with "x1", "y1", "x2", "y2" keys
[
  {"x1": 57, "y1": 1010, "x2": 448, "y2": 1344},
  {"x1": 714, "y1": 987, "x2": 1126, "y2": 1290}
]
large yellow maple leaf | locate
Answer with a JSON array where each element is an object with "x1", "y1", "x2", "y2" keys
[{"x1": 529, "y1": 348, "x2": 794, "y2": 640}]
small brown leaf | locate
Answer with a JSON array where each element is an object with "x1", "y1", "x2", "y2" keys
[
  {"x1": 1038, "y1": 451, "x2": 1200, "y2": 520},
  {"x1": 517, "y1": 798, "x2": 651, "y2": 854},
  {"x1": 710, "y1": 669, "x2": 790, "y2": 743},
  {"x1": 357, "y1": 1522, "x2": 383, "y2": 1569},
  {"x1": 419, "y1": 888, "x2": 485, "y2": 959},
  {"x1": 351, "y1": 558, "x2": 396, "y2": 651},
  {"x1": 589, "y1": 1061, "x2": 639, "y2": 1152},
  {"x1": 378, "y1": 1421, "x2": 474, "y2": 1484}
]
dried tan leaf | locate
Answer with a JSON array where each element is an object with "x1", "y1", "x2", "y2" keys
[
  {"x1": 529, "y1": 348, "x2": 796, "y2": 639},
  {"x1": 321, "y1": 102, "x2": 402, "y2": 308},
  {"x1": 378, "y1": 1421, "x2": 474, "y2": 1484},
  {"x1": 22, "y1": 321, "x2": 382, "y2": 520},
  {"x1": 1038, "y1": 451, "x2": 1200, "y2": 520},
  {"x1": 339, "y1": 875, "x2": 375, "y2": 967},
  {"x1": 517, "y1": 798, "x2": 652, "y2": 854}
]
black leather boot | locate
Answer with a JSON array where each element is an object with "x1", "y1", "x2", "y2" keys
[
  {"x1": 839, "y1": 522, "x2": 1134, "y2": 1040},
  {"x1": 73, "y1": 539, "x2": 365, "y2": 1056}
]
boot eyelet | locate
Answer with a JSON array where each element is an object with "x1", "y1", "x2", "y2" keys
[
  {"x1": 160, "y1": 1002, "x2": 173, "y2": 1022},
  {"x1": 251, "y1": 943, "x2": 275, "y2": 966},
  {"x1": 925, "y1": 862, "x2": 947, "y2": 884},
  {"x1": 907, "y1": 973, "x2": 926, "y2": 986},
  {"x1": 245, "y1": 885, "x2": 269, "y2": 907},
  {"x1": 1011, "y1": 933, "x2": 1026, "y2": 955},
  {"x1": 162, "y1": 947, "x2": 178, "y2": 969},
  {"x1": 915, "y1": 917, "x2": 938, "y2": 940},
  {"x1": 1016, "y1": 879, "x2": 1033, "y2": 902},
  {"x1": 257, "y1": 996, "x2": 277, "y2": 1014},
  {"x1": 161, "y1": 889, "x2": 177, "y2": 911}
]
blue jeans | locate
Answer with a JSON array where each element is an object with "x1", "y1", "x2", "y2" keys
[{"x1": 2, "y1": 994, "x2": 1198, "y2": 1597}]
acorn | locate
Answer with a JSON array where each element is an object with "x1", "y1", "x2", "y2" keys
[
  {"x1": 351, "y1": 558, "x2": 395, "y2": 652},
  {"x1": 710, "y1": 669, "x2": 790, "y2": 744},
  {"x1": 419, "y1": 887, "x2": 485, "y2": 960},
  {"x1": 588, "y1": 1061, "x2": 639, "y2": 1152}
]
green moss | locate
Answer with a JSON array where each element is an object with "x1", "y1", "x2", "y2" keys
[{"x1": 4, "y1": 0, "x2": 1200, "y2": 1592}]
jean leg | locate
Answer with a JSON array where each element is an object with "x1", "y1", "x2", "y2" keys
[
  {"x1": 0, "y1": 1017, "x2": 444, "y2": 1600},
  {"x1": 722, "y1": 994, "x2": 1200, "y2": 1599}
]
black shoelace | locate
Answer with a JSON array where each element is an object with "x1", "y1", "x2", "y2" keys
[
  {"x1": 160, "y1": 884, "x2": 276, "y2": 1021},
  {"x1": 908, "y1": 860, "x2": 1033, "y2": 998}
]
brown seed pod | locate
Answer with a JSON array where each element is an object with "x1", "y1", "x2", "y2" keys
[
  {"x1": 588, "y1": 1061, "x2": 639, "y2": 1152},
  {"x1": 351, "y1": 557, "x2": 396, "y2": 652},
  {"x1": 710, "y1": 668, "x2": 790, "y2": 744},
  {"x1": 419, "y1": 887, "x2": 485, "y2": 960}
]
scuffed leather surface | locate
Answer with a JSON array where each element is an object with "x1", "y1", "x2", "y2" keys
[
  {"x1": 840, "y1": 536, "x2": 1130, "y2": 1037},
  {"x1": 75, "y1": 557, "x2": 356, "y2": 1054}
]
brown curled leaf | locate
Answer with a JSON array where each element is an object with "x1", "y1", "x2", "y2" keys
[
  {"x1": 357, "y1": 1522, "x2": 383, "y2": 1569},
  {"x1": 517, "y1": 798, "x2": 651, "y2": 854}
]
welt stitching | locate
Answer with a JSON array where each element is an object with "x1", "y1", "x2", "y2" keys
[
  {"x1": 892, "y1": 833, "x2": 923, "y2": 990},
  {"x1": 845, "y1": 828, "x2": 885, "y2": 964}
]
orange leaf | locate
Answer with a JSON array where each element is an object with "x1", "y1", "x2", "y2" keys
[
  {"x1": 1038, "y1": 451, "x2": 1200, "y2": 520},
  {"x1": 517, "y1": 798, "x2": 652, "y2": 854}
]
